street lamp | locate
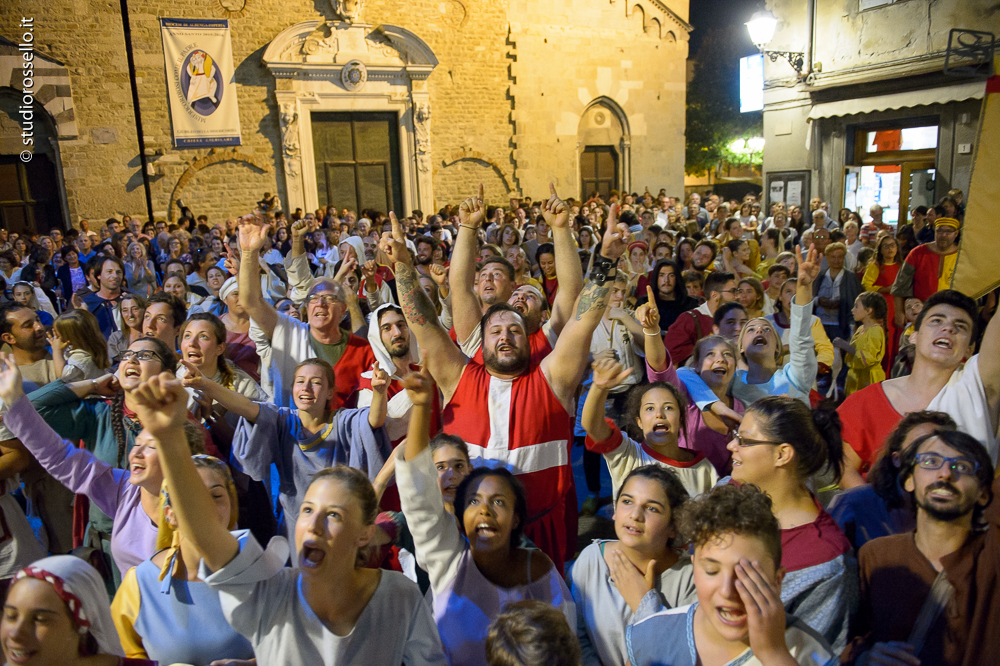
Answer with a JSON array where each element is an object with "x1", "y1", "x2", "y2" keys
[{"x1": 746, "y1": 11, "x2": 805, "y2": 76}]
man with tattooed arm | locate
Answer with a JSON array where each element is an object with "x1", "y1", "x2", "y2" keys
[{"x1": 380, "y1": 190, "x2": 628, "y2": 573}]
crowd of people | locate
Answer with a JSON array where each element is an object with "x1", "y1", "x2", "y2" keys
[{"x1": 0, "y1": 182, "x2": 996, "y2": 666}]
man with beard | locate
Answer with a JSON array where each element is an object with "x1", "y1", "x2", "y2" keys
[
  {"x1": 838, "y1": 289, "x2": 999, "y2": 488},
  {"x1": 450, "y1": 184, "x2": 582, "y2": 365},
  {"x1": 0, "y1": 303, "x2": 72, "y2": 555},
  {"x1": 413, "y1": 235, "x2": 438, "y2": 277},
  {"x1": 356, "y1": 304, "x2": 435, "y2": 446},
  {"x1": 891, "y1": 217, "x2": 961, "y2": 328},
  {"x1": 237, "y1": 215, "x2": 375, "y2": 410},
  {"x1": 382, "y1": 201, "x2": 627, "y2": 573},
  {"x1": 843, "y1": 429, "x2": 1000, "y2": 666},
  {"x1": 81, "y1": 255, "x2": 125, "y2": 337}
]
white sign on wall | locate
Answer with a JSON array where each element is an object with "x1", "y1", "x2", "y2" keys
[
  {"x1": 160, "y1": 18, "x2": 242, "y2": 148},
  {"x1": 740, "y1": 54, "x2": 764, "y2": 113}
]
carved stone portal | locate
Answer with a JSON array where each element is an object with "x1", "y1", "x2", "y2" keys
[{"x1": 263, "y1": 21, "x2": 438, "y2": 215}]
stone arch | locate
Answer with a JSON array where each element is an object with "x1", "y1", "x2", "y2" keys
[
  {"x1": 648, "y1": 17, "x2": 662, "y2": 39},
  {"x1": 0, "y1": 36, "x2": 77, "y2": 138},
  {"x1": 666, "y1": 30, "x2": 677, "y2": 44},
  {"x1": 630, "y1": 5, "x2": 646, "y2": 33},
  {"x1": 168, "y1": 148, "x2": 272, "y2": 223},
  {"x1": 578, "y1": 97, "x2": 631, "y2": 196},
  {"x1": 441, "y1": 148, "x2": 514, "y2": 194}
]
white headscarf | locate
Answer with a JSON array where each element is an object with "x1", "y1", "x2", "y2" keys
[
  {"x1": 13, "y1": 556, "x2": 125, "y2": 656},
  {"x1": 366, "y1": 302, "x2": 420, "y2": 380},
  {"x1": 339, "y1": 236, "x2": 367, "y2": 265}
]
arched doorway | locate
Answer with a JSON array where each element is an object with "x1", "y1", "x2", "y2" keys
[
  {"x1": 0, "y1": 89, "x2": 65, "y2": 234},
  {"x1": 578, "y1": 98, "x2": 630, "y2": 200}
]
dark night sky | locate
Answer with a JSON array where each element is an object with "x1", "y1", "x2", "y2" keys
[{"x1": 688, "y1": 0, "x2": 766, "y2": 60}]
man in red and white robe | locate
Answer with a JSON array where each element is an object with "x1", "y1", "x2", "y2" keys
[{"x1": 382, "y1": 190, "x2": 627, "y2": 573}]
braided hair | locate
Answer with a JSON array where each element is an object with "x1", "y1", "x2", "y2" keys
[{"x1": 111, "y1": 337, "x2": 178, "y2": 467}]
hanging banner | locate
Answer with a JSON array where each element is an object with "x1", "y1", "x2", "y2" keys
[{"x1": 160, "y1": 18, "x2": 242, "y2": 148}]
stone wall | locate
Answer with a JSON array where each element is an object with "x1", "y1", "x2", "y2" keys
[{"x1": 3, "y1": 0, "x2": 690, "y2": 225}]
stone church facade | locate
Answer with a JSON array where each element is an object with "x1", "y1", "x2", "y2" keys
[{"x1": 0, "y1": 0, "x2": 689, "y2": 230}]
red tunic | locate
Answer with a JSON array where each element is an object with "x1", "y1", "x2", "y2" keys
[
  {"x1": 664, "y1": 308, "x2": 714, "y2": 367},
  {"x1": 331, "y1": 336, "x2": 377, "y2": 410},
  {"x1": 225, "y1": 328, "x2": 261, "y2": 383},
  {"x1": 449, "y1": 325, "x2": 555, "y2": 367},
  {"x1": 837, "y1": 382, "x2": 903, "y2": 474},
  {"x1": 442, "y1": 362, "x2": 575, "y2": 572},
  {"x1": 899, "y1": 244, "x2": 946, "y2": 301},
  {"x1": 871, "y1": 262, "x2": 901, "y2": 371}
]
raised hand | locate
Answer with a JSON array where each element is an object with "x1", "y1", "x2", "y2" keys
[
  {"x1": 90, "y1": 374, "x2": 121, "y2": 398},
  {"x1": 370, "y1": 361, "x2": 390, "y2": 395},
  {"x1": 734, "y1": 558, "x2": 789, "y2": 663},
  {"x1": 131, "y1": 372, "x2": 189, "y2": 437},
  {"x1": 401, "y1": 362, "x2": 435, "y2": 406},
  {"x1": 223, "y1": 254, "x2": 239, "y2": 277},
  {"x1": 429, "y1": 263, "x2": 448, "y2": 287},
  {"x1": 795, "y1": 244, "x2": 820, "y2": 287},
  {"x1": 290, "y1": 218, "x2": 309, "y2": 240},
  {"x1": 599, "y1": 204, "x2": 627, "y2": 260},
  {"x1": 541, "y1": 183, "x2": 570, "y2": 230},
  {"x1": 46, "y1": 330, "x2": 68, "y2": 353},
  {"x1": 333, "y1": 257, "x2": 358, "y2": 283},
  {"x1": 0, "y1": 353, "x2": 25, "y2": 406},
  {"x1": 378, "y1": 232, "x2": 410, "y2": 266},
  {"x1": 635, "y1": 286, "x2": 661, "y2": 331},
  {"x1": 179, "y1": 359, "x2": 209, "y2": 392},
  {"x1": 361, "y1": 260, "x2": 378, "y2": 283},
  {"x1": 607, "y1": 547, "x2": 656, "y2": 613},
  {"x1": 592, "y1": 356, "x2": 631, "y2": 390},
  {"x1": 388, "y1": 211, "x2": 406, "y2": 243},
  {"x1": 458, "y1": 183, "x2": 486, "y2": 229},
  {"x1": 237, "y1": 213, "x2": 271, "y2": 253}
]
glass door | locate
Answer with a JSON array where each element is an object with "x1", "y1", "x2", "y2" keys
[{"x1": 900, "y1": 163, "x2": 936, "y2": 223}]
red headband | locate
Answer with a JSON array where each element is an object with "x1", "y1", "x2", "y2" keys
[{"x1": 14, "y1": 566, "x2": 91, "y2": 631}]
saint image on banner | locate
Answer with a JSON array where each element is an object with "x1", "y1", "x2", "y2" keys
[{"x1": 181, "y1": 49, "x2": 223, "y2": 116}]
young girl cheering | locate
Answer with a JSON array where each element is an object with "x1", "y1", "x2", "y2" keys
[
  {"x1": 570, "y1": 465, "x2": 696, "y2": 666},
  {"x1": 394, "y1": 365, "x2": 574, "y2": 666},
  {"x1": 582, "y1": 359, "x2": 718, "y2": 499},
  {"x1": 191, "y1": 357, "x2": 392, "y2": 539},
  {"x1": 834, "y1": 292, "x2": 888, "y2": 395}
]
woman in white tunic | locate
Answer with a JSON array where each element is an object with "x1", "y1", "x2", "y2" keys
[{"x1": 130, "y1": 371, "x2": 448, "y2": 666}]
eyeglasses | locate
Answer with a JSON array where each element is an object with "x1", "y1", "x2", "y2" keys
[
  {"x1": 914, "y1": 452, "x2": 979, "y2": 478},
  {"x1": 306, "y1": 294, "x2": 341, "y2": 307},
  {"x1": 121, "y1": 350, "x2": 163, "y2": 363},
  {"x1": 731, "y1": 431, "x2": 782, "y2": 448}
]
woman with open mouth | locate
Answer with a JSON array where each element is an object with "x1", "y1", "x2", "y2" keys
[
  {"x1": 679, "y1": 245, "x2": 822, "y2": 422},
  {"x1": 646, "y1": 334, "x2": 745, "y2": 476},
  {"x1": 192, "y1": 357, "x2": 392, "y2": 540},
  {"x1": 627, "y1": 483, "x2": 835, "y2": 666},
  {"x1": 2, "y1": 555, "x2": 155, "y2": 666},
  {"x1": 25, "y1": 338, "x2": 213, "y2": 587},
  {"x1": 0, "y1": 349, "x2": 206, "y2": 579},
  {"x1": 394, "y1": 366, "x2": 574, "y2": 666},
  {"x1": 570, "y1": 465, "x2": 696, "y2": 666},
  {"x1": 130, "y1": 372, "x2": 446, "y2": 665},
  {"x1": 582, "y1": 336, "x2": 719, "y2": 499},
  {"x1": 726, "y1": 396, "x2": 854, "y2": 652}
]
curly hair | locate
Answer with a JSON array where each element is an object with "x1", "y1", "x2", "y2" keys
[
  {"x1": 485, "y1": 600, "x2": 581, "y2": 666},
  {"x1": 454, "y1": 468, "x2": 528, "y2": 551},
  {"x1": 622, "y1": 381, "x2": 688, "y2": 443},
  {"x1": 678, "y1": 482, "x2": 782, "y2": 567}
]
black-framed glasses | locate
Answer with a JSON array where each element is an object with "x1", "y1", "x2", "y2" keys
[
  {"x1": 731, "y1": 431, "x2": 782, "y2": 448},
  {"x1": 121, "y1": 350, "x2": 163, "y2": 363},
  {"x1": 914, "y1": 452, "x2": 978, "y2": 478}
]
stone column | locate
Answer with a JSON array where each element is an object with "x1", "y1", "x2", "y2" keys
[
  {"x1": 277, "y1": 95, "x2": 304, "y2": 212},
  {"x1": 409, "y1": 78, "x2": 434, "y2": 214}
]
